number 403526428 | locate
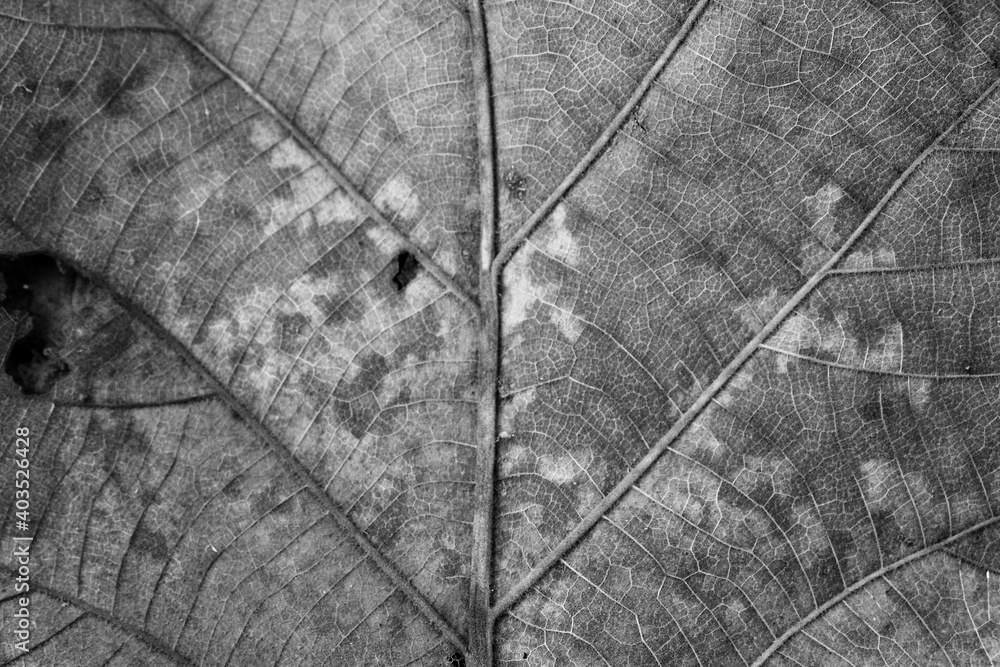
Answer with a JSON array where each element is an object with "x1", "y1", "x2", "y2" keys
[{"x1": 14, "y1": 427, "x2": 29, "y2": 527}]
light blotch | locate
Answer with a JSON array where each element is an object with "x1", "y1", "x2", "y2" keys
[
  {"x1": 874, "y1": 248, "x2": 896, "y2": 267},
  {"x1": 501, "y1": 387, "x2": 537, "y2": 433},
  {"x1": 735, "y1": 287, "x2": 783, "y2": 334},
  {"x1": 867, "y1": 321, "x2": 904, "y2": 372},
  {"x1": 841, "y1": 250, "x2": 874, "y2": 270},
  {"x1": 674, "y1": 414, "x2": 727, "y2": 458},
  {"x1": 842, "y1": 247, "x2": 898, "y2": 270},
  {"x1": 844, "y1": 579, "x2": 896, "y2": 630},
  {"x1": 374, "y1": 173, "x2": 420, "y2": 221},
  {"x1": 502, "y1": 244, "x2": 557, "y2": 334},
  {"x1": 260, "y1": 166, "x2": 336, "y2": 238},
  {"x1": 907, "y1": 377, "x2": 932, "y2": 411},
  {"x1": 947, "y1": 491, "x2": 988, "y2": 526},
  {"x1": 498, "y1": 223, "x2": 590, "y2": 345},
  {"x1": 548, "y1": 306, "x2": 584, "y2": 343},
  {"x1": 799, "y1": 182, "x2": 845, "y2": 273},
  {"x1": 902, "y1": 471, "x2": 946, "y2": 541},
  {"x1": 860, "y1": 461, "x2": 940, "y2": 544},
  {"x1": 806, "y1": 182, "x2": 844, "y2": 246},
  {"x1": 248, "y1": 116, "x2": 285, "y2": 153},
  {"x1": 638, "y1": 456, "x2": 723, "y2": 529},
  {"x1": 769, "y1": 308, "x2": 904, "y2": 373},
  {"x1": 800, "y1": 238, "x2": 834, "y2": 274},
  {"x1": 315, "y1": 190, "x2": 363, "y2": 226},
  {"x1": 860, "y1": 459, "x2": 901, "y2": 512},
  {"x1": 732, "y1": 455, "x2": 796, "y2": 497},
  {"x1": 538, "y1": 204, "x2": 580, "y2": 267},
  {"x1": 152, "y1": 261, "x2": 201, "y2": 343},
  {"x1": 267, "y1": 136, "x2": 315, "y2": 173},
  {"x1": 536, "y1": 453, "x2": 582, "y2": 485},
  {"x1": 287, "y1": 273, "x2": 343, "y2": 327},
  {"x1": 791, "y1": 501, "x2": 832, "y2": 567},
  {"x1": 715, "y1": 362, "x2": 756, "y2": 409}
]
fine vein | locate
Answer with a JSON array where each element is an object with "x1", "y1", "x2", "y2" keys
[
  {"x1": 750, "y1": 516, "x2": 1000, "y2": 667},
  {"x1": 3, "y1": 247, "x2": 469, "y2": 654},
  {"x1": 0, "y1": 566, "x2": 196, "y2": 666},
  {"x1": 492, "y1": 73, "x2": 1000, "y2": 619},
  {"x1": 138, "y1": 0, "x2": 479, "y2": 315},
  {"x1": 491, "y1": 0, "x2": 713, "y2": 273}
]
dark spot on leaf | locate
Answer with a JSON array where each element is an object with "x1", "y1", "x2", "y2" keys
[
  {"x1": 311, "y1": 293, "x2": 361, "y2": 324},
  {"x1": 277, "y1": 312, "x2": 311, "y2": 352},
  {"x1": 30, "y1": 117, "x2": 73, "y2": 163},
  {"x1": 132, "y1": 526, "x2": 170, "y2": 560},
  {"x1": 273, "y1": 166, "x2": 299, "y2": 201},
  {"x1": 128, "y1": 149, "x2": 176, "y2": 180},
  {"x1": 333, "y1": 352, "x2": 389, "y2": 438},
  {"x1": 273, "y1": 180, "x2": 294, "y2": 201},
  {"x1": 799, "y1": 345, "x2": 838, "y2": 364},
  {"x1": 391, "y1": 251, "x2": 420, "y2": 291},
  {"x1": 3, "y1": 334, "x2": 70, "y2": 395},
  {"x1": 0, "y1": 254, "x2": 80, "y2": 394},
  {"x1": 252, "y1": 481, "x2": 293, "y2": 517},
  {"x1": 857, "y1": 400, "x2": 882, "y2": 422},
  {"x1": 222, "y1": 475, "x2": 244, "y2": 499},
  {"x1": 692, "y1": 234, "x2": 730, "y2": 269},
  {"x1": 57, "y1": 79, "x2": 77, "y2": 97},
  {"x1": 222, "y1": 197, "x2": 255, "y2": 225},
  {"x1": 446, "y1": 651, "x2": 465, "y2": 667},
  {"x1": 77, "y1": 177, "x2": 107, "y2": 213},
  {"x1": 95, "y1": 65, "x2": 148, "y2": 118},
  {"x1": 857, "y1": 390, "x2": 896, "y2": 425}
]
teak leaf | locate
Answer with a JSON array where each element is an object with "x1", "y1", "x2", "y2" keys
[{"x1": 1, "y1": 1, "x2": 999, "y2": 665}]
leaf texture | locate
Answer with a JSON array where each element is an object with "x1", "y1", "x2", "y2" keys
[{"x1": 1, "y1": 0, "x2": 1000, "y2": 666}]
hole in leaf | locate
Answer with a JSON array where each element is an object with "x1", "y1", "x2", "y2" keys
[
  {"x1": 446, "y1": 651, "x2": 465, "y2": 667},
  {"x1": 391, "y1": 251, "x2": 420, "y2": 291},
  {"x1": 4, "y1": 333, "x2": 69, "y2": 395},
  {"x1": 0, "y1": 253, "x2": 78, "y2": 394}
]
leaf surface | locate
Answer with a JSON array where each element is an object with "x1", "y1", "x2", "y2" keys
[{"x1": 1, "y1": 1, "x2": 1000, "y2": 666}]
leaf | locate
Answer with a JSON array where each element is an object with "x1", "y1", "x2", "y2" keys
[{"x1": 1, "y1": 1, "x2": 999, "y2": 666}]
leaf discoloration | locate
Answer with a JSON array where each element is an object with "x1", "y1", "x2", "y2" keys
[
  {"x1": 95, "y1": 65, "x2": 150, "y2": 118},
  {"x1": 4, "y1": 1, "x2": 1000, "y2": 666}
]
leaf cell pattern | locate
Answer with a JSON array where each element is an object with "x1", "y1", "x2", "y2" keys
[{"x1": 0, "y1": 0, "x2": 999, "y2": 666}]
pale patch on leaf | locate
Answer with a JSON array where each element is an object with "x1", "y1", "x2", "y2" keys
[
  {"x1": 769, "y1": 308, "x2": 904, "y2": 373},
  {"x1": 805, "y1": 182, "x2": 844, "y2": 246},
  {"x1": 501, "y1": 245, "x2": 557, "y2": 334},
  {"x1": 860, "y1": 459, "x2": 902, "y2": 512},
  {"x1": 536, "y1": 204, "x2": 579, "y2": 267},
  {"x1": 791, "y1": 501, "x2": 833, "y2": 567},
  {"x1": 536, "y1": 453, "x2": 583, "y2": 486},
  {"x1": 907, "y1": 377, "x2": 933, "y2": 410},
  {"x1": 375, "y1": 173, "x2": 420, "y2": 221},
  {"x1": 734, "y1": 287, "x2": 783, "y2": 334}
]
